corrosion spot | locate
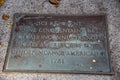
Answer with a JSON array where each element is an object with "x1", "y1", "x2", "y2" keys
[
  {"x1": 38, "y1": 64, "x2": 42, "y2": 68},
  {"x1": 14, "y1": 54, "x2": 21, "y2": 59}
]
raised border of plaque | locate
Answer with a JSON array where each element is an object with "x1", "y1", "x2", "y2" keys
[{"x1": 3, "y1": 13, "x2": 112, "y2": 74}]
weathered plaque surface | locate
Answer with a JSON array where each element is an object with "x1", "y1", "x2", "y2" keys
[{"x1": 3, "y1": 14, "x2": 111, "y2": 74}]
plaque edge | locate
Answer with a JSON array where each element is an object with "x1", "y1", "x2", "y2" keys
[{"x1": 2, "y1": 13, "x2": 113, "y2": 75}]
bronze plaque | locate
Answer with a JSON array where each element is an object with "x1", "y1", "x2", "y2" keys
[{"x1": 3, "y1": 13, "x2": 111, "y2": 74}]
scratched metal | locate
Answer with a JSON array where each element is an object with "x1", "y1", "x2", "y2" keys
[{"x1": 3, "y1": 13, "x2": 111, "y2": 74}]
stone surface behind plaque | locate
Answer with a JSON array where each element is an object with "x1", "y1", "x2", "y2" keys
[{"x1": 0, "y1": 0, "x2": 120, "y2": 80}]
